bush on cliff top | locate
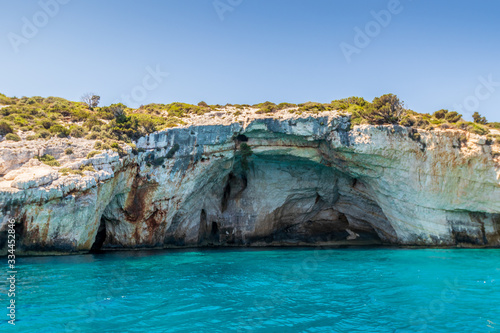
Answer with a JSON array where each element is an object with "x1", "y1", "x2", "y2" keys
[{"x1": 0, "y1": 92, "x2": 497, "y2": 144}]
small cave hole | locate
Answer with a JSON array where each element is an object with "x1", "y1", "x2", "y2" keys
[
  {"x1": 90, "y1": 217, "x2": 107, "y2": 253},
  {"x1": 235, "y1": 134, "x2": 248, "y2": 142},
  {"x1": 210, "y1": 221, "x2": 220, "y2": 244},
  {"x1": 211, "y1": 222, "x2": 219, "y2": 236}
]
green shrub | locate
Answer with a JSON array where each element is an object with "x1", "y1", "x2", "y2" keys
[
  {"x1": 13, "y1": 116, "x2": 28, "y2": 126},
  {"x1": 109, "y1": 142, "x2": 127, "y2": 157},
  {"x1": 433, "y1": 109, "x2": 448, "y2": 119},
  {"x1": 343, "y1": 94, "x2": 405, "y2": 126},
  {"x1": 86, "y1": 132, "x2": 103, "y2": 140},
  {"x1": 472, "y1": 112, "x2": 488, "y2": 125},
  {"x1": 83, "y1": 115, "x2": 103, "y2": 129},
  {"x1": 0, "y1": 121, "x2": 13, "y2": 136},
  {"x1": 65, "y1": 148, "x2": 73, "y2": 155},
  {"x1": 59, "y1": 167, "x2": 84, "y2": 176},
  {"x1": 363, "y1": 94, "x2": 404, "y2": 124},
  {"x1": 444, "y1": 111, "x2": 462, "y2": 123},
  {"x1": 299, "y1": 102, "x2": 328, "y2": 113},
  {"x1": 40, "y1": 120, "x2": 54, "y2": 129},
  {"x1": 142, "y1": 102, "x2": 208, "y2": 118},
  {"x1": 163, "y1": 117, "x2": 185, "y2": 128},
  {"x1": 277, "y1": 102, "x2": 297, "y2": 110},
  {"x1": 59, "y1": 167, "x2": 71, "y2": 175},
  {"x1": 331, "y1": 97, "x2": 368, "y2": 110},
  {"x1": 35, "y1": 129, "x2": 52, "y2": 139},
  {"x1": 166, "y1": 143, "x2": 180, "y2": 158},
  {"x1": 399, "y1": 116, "x2": 415, "y2": 127},
  {"x1": 49, "y1": 124, "x2": 70, "y2": 137},
  {"x1": 127, "y1": 143, "x2": 138, "y2": 155},
  {"x1": 86, "y1": 150, "x2": 101, "y2": 159},
  {"x1": 96, "y1": 108, "x2": 115, "y2": 120},
  {"x1": 79, "y1": 165, "x2": 96, "y2": 172},
  {"x1": 36, "y1": 154, "x2": 60, "y2": 167},
  {"x1": 5, "y1": 133, "x2": 21, "y2": 141},
  {"x1": 415, "y1": 117, "x2": 431, "y2": 129},
  {"x1": 150, "y1": 155, "x2": 167, "y2": 166},
  {"x1": 485, "y1": 135, "x2": 494, "y2": 145},
  {"x1": 70, "y1": 126, "x2": 85, "y2": 138},
  {"x1": 469, "y1": 123, "x2": 489, "y2": 136},
  {"x1": 408, "y1": 131, "x2": 421, "y2": 142},
  {"x1": 430, "y1": 118, "x2": 445, "y2": 125},
  {"x1": 350, "y1": 115, "x2": 365, "y2": 126},
  {"x1": 255, "y1": 101, "x2": 277, "y2": 114}
]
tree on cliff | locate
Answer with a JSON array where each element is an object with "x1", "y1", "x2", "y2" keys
[
  {"x1": 432, "y1": 109, "x2": 462, "y2": 123},
  {"x1": 81, "y1": 93, "x2": 100, "y2": 110},
  {"x1": 472, "y1": 112, "x2": 488, "y2": 125},
  {"x1": 363, "y1": 94, "x2": 405, "y2": 124},
  {"x1": 433, "y1": 109, "x2": 448, "y2": 119},
  {"x1": 444, "y1": 111, "x2": 462, "y2": 123}
]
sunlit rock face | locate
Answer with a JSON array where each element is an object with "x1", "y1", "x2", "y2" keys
[{"x1": 1, "y1": 113, "x2": 500, "y2": 255}]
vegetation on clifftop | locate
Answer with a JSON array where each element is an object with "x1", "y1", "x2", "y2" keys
[{"x1": 0, "y1": 92, "x2": 499, "y2": 146}]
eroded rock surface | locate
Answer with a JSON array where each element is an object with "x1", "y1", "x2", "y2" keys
[{"x1": 1, "y1": 112, "x2": 499, "y2": 255}]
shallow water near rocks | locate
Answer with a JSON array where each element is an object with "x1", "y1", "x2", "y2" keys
[{"x1": 4, "y1": 248, "x2": 500, "y2": 332}]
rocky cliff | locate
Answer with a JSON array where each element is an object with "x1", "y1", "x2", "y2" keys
[{"x1": 1, "y1": 111, "x2": 500, "y2": 255}]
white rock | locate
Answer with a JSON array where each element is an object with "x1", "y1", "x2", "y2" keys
[{"x1": 11, "y1": 168, "x2": 59, "y2": 189}]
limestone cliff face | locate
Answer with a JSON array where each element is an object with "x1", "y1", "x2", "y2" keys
[{"x1": 1, "y1": 113, "x2": 500, "y2": 255}]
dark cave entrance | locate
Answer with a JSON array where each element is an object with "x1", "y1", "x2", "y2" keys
[
  {"x1": 90, "y1": 217, "x2": 107, "y2": 253},
  {"x1": 210, "y1": 221, "x2": 220, "y2": 244},
  {"x1": 211, "y1": 222, "x2": 219, "y2": 236},
  {"x1": 235, "y1": 134, "x2": 248, "y2": 142}
]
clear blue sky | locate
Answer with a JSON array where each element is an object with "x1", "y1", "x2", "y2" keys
[{"x1": 1, "y1": 0, "x2": 499, "y2": 121}]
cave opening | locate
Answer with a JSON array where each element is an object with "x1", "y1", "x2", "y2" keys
[
  {"x1": 235, "y1": 134, "x2": 248, "y2": 142},
  {"x1": 90, "y1": 217, "x2": 107, "y2": 253},
  {"x1": 216, "y1": 154, "x2": 395, "y2": 246},
  {"x1": 210, "y1": 221, "x2": 220, "y2": 244},
  {"x1": 211, "y1": 222, "x2": 219, "y2": 236}
]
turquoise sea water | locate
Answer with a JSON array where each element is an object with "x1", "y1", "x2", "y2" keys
[{"x1": 2, "y1": 248, "x2": 499, "y2": 333}]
